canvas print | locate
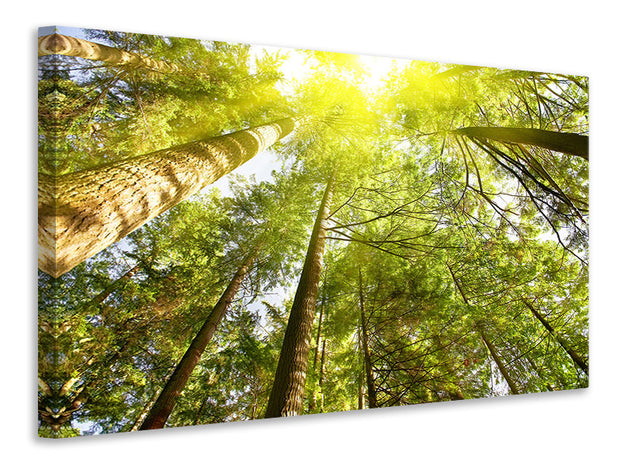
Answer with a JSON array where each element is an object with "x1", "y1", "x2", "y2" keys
[{"x1": 37, "y1": 26, "x2": 589, "y2": 437}]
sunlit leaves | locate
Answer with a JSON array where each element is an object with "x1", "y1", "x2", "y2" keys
[{"x1": 38, "y1": 28, "x2": 588, "y2": 435}]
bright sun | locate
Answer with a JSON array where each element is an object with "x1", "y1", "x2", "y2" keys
[{"x1": 254, "y1": 45, "x2": 407, "y2": 96}]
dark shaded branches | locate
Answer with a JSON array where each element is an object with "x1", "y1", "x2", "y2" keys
[{"x1": 454, "y1": 127, "x2": 588, "y2": 161}]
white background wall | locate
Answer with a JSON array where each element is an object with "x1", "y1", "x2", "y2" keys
[{"x1": 6, "y1": 1, "x2": 616, "y2": 463}]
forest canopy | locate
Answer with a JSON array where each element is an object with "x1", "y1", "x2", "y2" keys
[{"x1": 37, "y1": 26, "x2": 588, "y2": 437}]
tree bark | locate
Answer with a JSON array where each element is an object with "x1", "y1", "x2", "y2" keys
[
  {"x1": 358, "y1": 269, "x2": 378, "y2": 408},
  {"x1": 265, "y1": 175, "x2": 335, "y2": 417},
  {"x1": 446, "y1": 262, "x2": 519, "y2": 395},
  {"x1": 523, "y1": 300, "x2": 589, "y2": 375},
  {"x1": 90, "y1": 264, "x2": 141, "y2": 307},
  {"x1": 357, "y1": 368, "x2": 365, "y2": 410},
  {"x1": 38, "y1": 33, "x2": 183, "y2": 74},
  {"x1": 318, "y1": 338, "x2": 327, "y2": 413},
  {"x1": 130, "y1": 389, "x2": 160, "y2": 432},
  {"x1": 454, "y1": 126, "x2": 588, "y2": 161},
  {"x1": 308, "y1": 292, "x2": 326, "y2": 413},
  {"x1": 478, "y1": 327, "x2": 520, "y2": 395},
  {"x1": 39, "y1": 118, "x2": 298, "y2": 278},
  {"x1": 139, "y1": 246, "x2": 260, "y2": 430}
]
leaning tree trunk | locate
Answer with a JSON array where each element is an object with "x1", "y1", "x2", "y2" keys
[
  {"x1": 308, "y1": 291, "x2": 326, "y2": 413},
  {"x1": 317, "y1": 338, "x2": 327, "y2": 413},
  {"x1": 358, "y1": 269, "x2": 378, "y2": 409},
  {"x1": 39, "y1": 118, "x2": 299, "y2": 277},
  {"x1": 38, "y1": 33, "x2": 183, "y2": 74},
  {"x1": 130, "y1": 389, "x2": 160, "y2": 432},
  {"x1": 478, "y1": 326, "x2": 520, "y2": 395},
  {"x1": 446, "y1": 262, "x2": 519, "y2": 395},
  {"x1": 139, "y1": 246, "x2": 260, "y2": 430},
  {"x1": 523, "y1": 300, "x2": 589, "y2": 375},
  {"x1": 454, "y1": 127, "x2": 588, "y2": 161},
  {"x1": 265, "y1": 175, "x2": 335, "y2": 418},
  {"x1": 89, "y1": 264, "x2": 141, "y2": 307}
]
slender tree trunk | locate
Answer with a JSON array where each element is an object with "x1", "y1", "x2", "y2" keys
[
  {"x1": 312, "y1": 293, "x2": 326, "y2": 372},
  {"x1": 139, "y1": 246, "x2": 260, "y2": 430},
  {"x1": 265, "y1": 175, "x2": 335, "y2": 418},
  {"x1": 523, "y1": 355, "x2": 556, "y2": 391},
  {"x1": 190, "y1": 372, "x2": 214, "y2": 425},
  {"x1": 523, "y1": 300, "x2": 589, "y2": 375},
  {"x1": 358, "y1": 367, "x2": 365, "y2": 410},
  {"x1": 308, "y1": 292, "x2": 326, "y2": 413},
  {"x1": 318, "y1": 338, "x2": 327, "y2": 413},
  {"x1": 250, "y1": 395, "x2": 258, "y2": 421},
  {"x1": 358, "y1": 269, "x2": 378, "y2": 408},
  {"x1": 38, "y1": 33, "x2": 183, "y2": 74},
  {"x1": 478, "y1": 327, "x2": 520, "y2": 395},
  {"x1": 39, "y1": 118, "x2": 298, "y2": 277},
  {"x1": 193, "y1": 397, "x2": 210, "y2": 425},
  {"x1": 454, "y1": 126, "x2": 588, "y2": 161},
  {"x1": 446, "y1": 262, "x2": 519, "y2": 395},
  {"x1": 130, "y1": 389, "x2": 160, "y2": 432},
  {"x1": 90, "y1": 264, "x2": 140, "y2": 307}
]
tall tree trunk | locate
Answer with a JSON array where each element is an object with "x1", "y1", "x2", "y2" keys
[
  {"x1": 454, "y1": 126, "x2": 588, "y2": 161},
  {"x1": 358, "y1": 269, "x2": 378, "y2": 408},
  {"x1": 39, "y1": 118, "x2": 298, "y2": 277},
  {"x1": 38, "y1": 33, "x2": 183, "y2": 74},
  {"x1": 265, "y1": 175, "x2": 335, "y2": 418},
  {"x1": 90, "y1": 264, "x2": 140, "y2": 307},
  {"x1": 318, "y1": 338, "x2": 327, "y2": 413},
  {"x1": 312, "y1": 291, "x2": 326, "y2": 373},
  {"x1": 523, "y1": 300, "x2": 589, "y2": 375},
  {"x1": 139, "y1": 246, "x2": 260, "y2": 430},
  {"x1": 357, "y1": 367, "x2": 365, "y2": 410},
  {"x1": 308, "y1": 291, "x2": 326, "y2": 413},
  {"x1": 524, "y1": 355, "x2": 556, "y2": 392},
  {"x1": 130, "y1": 389, "x2": 160, "y2": 432},
  {"x1": 446, "y1": 262, "x2": 519, "y2": 395},
  {"x1": 478, "y1": 327, "x2": 520, "y2": 395}
]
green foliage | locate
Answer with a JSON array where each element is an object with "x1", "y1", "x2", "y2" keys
[
  {"x1": 38, "y1": 28, "x2": 588, "y2": 435},
  {"x1": 38, "y1": 28, "x2": 290, "y2": 175}
]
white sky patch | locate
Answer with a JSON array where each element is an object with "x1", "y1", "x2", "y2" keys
[
  {"x1": 250, "y1": 44, "x2": 410, "y2": 97},
  {"x1": 357, "y1": 54, "x2": 409, "y2": 93},
  {"x1": 249, "y1": 45, "x2": 310, "y2": 96},
  {"x1": 205, "y1": 149, "x2": 281, "y2": 198}
]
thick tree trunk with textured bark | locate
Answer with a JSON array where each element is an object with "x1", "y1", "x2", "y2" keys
[
  {"x1": 358, "y1": 269, "x2": 378, "y2": 408},
  {"x1": 139, "y1": 247, "x2": 260, "y2": 430},
  {"x1": 39, "y1": 118, "x2": 298, "y2": 278},
  {"x1": 38, "y1": 33, "x2": 183, "y2": 74},
  {"x1": 523, "y1": 300, "x2": 589, "y2": 375},
  {"x1": 455, "y1": 127, "x2": 589, "y2": 161},
  {"x1": 265, "y1": 176, "x2": 335, "y2": 418}
]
